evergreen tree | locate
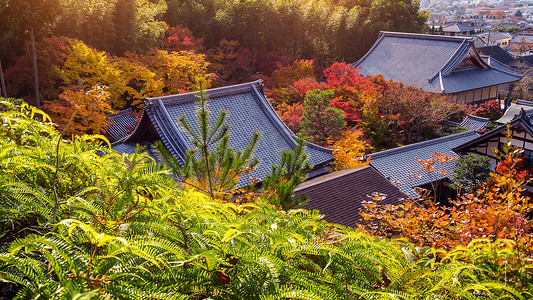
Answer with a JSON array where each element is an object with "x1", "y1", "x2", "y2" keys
[
  {"x1": 450, "y1": 154, "x2": 490, "y2": 193},
  {"x1": 262, "y1": 138, "x2": 311, "y2": 210},
  {"x1": 300, "y1": 89, "x2": 346, "y2": 146},
  {"x1": 157, "y1": 78, "x2": 260, "y2": 200}
]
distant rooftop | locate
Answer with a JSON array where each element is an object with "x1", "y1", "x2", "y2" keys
[
  {"x1": 443, "y1": 23, "x2": 475, "y2": 33},
  {"x1": 477, "y1": 45, "x2": 515, "y2": 64},
  {"x1": 353, "y1": 31, "x2": 521, "y2": 93},
  {"x1": 460, "y1": 114, "x2": 492, "y2": 132}
]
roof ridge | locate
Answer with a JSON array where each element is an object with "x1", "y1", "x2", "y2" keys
[
  {"x1": 145, "y1": 80, "x2": 263, "y2": 105},
  {"x1": 464, "y1": 114, "x2": 490, "y2": 122},
  {"x1": 441, "y1": 39, "x2": 473, "y2": 77},
  {"x1": 453, "y1": 117, "x2": 533, "y2": 153},
  {"x1": 294, "y1": 166, "x2": 370, "y2": 192},
  {"x1": 379, "y1": 31, "x2": 475, "y2": 42},
  {"x1": 107, "y1": 107, "x2": 133, "y2": 118},
  {"x1": 516, "y1": 99, "x2": 533, "y2": 106},
  {"x1": 352, "y1": 32, "x2": 386, "y2": 68},
  {"x1": 480, "y1": 55, "x2": 522, "y2": 76},
  {"x1": 370, "y1": 131, "x2": 478, "y2": 159}
]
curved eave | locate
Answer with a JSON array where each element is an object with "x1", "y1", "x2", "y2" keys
[
  {"x1": 452, "y1": 117, "x2": 533, "y2": 154},
  {"x1": 111, "y1": 110, "x2": 151, "y2": 147}
]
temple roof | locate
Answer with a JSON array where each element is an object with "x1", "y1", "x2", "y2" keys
[
  {"x1": 496, "y1": 99, "x2": 533, "y2": 124},
  {"x1": 369, "y1": 131, "x2": 479, "y2": 199},
  {"x1": 112, "y1": 80, "x2": 334, "y2": 187},
  {"x1": 104, "y1": 108, "x2": 140, "y2": 143},
  {"x1": 453, "y1": 114, "x2": 533, "y2": 155},
  {"x1": 477, "y1": 45, "x2": 515, "y2": 64},
  {"x1": 459, "y1": 114, "x2": 492, "y2": 132},
  {"x1": 294, "y1": 166, "x2": 405, "y2": 227},
  {"x1": 510, "y1": 55, "x2": 533, "y2": 68},
  {"x1": 353, "y1": 32, "x2": 521, "y2": 93},
  {"x1": 481, "y1": 55, "x2": 521, "y2": 76}
]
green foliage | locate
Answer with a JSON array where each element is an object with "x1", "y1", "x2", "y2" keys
[
  {"x1": 451, "y1": 154, "x2": 491, "y2": 193},
  {"x1": 0, "y1": 98, "x2": 532, "y2": 299},
  {"x1": 262, "y1": 138, "x2": 311, "y2": 210},
  {"x1": 301, "y1": 89, "x2": 346, "y2": 146},
  {"x1": 1, "y1": 0, "x2": 61, "y2": 37}
]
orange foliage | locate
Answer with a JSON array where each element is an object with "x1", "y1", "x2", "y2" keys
[
  {"x1": 277, "y1": 102, "x2": 304, "y2": 133},
  {"x1": 266, "y1": 59, "x2": 316, "y2": 105},
  {"x1": 43, "y1": 86, "x2": 112, "y2": 136},
  {"x1": 510, "y1": 37, "x2": 533, "y2": 56},
  {"x1": 491, "y1": 10, "x2": 506, "y2": 19},
  {"x1": 139, "y1": 49, "x2": 215, "y2": 95},
  {"x1": 359, "y1": 147, "x2": 533, "y2": 254},
  {"x1": 268, "y1": 63, "x2": 463, "y2": 148}
]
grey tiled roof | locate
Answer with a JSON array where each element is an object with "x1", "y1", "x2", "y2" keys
[
  {"x1": 511, "y1": 55, "x2": 533, "y2": 66},
  {"x1": 459, "y1": 114, "x2": 491, "y2": 132},
  {"x1": 353, "y1": 32, "x2": 521, "y2": 93},
  {"x1": 443, "y1": 23, "x2": 474, "y2": 33},
  {"x1": 113, "y1": 80, "x2": 334, "y2": 187},
  {"x1": 454, "y1": 114, "x2": 533, "y2": 155},
  {"x1": 508, "y1": 34, "x2": 533, "y2": 46},
  {"x1": 480, "y1": 55, "x2": 521, "y2": 76},
  {"x1": 474, "y1": 32, "x2": 515, "y2": 47},
  {"x1": 441, "y1": 68, "x2": 520, "y2": 93},
  {"x1": 521, "y1": 55, "x2": 533, "y2": 65},
  {"x1": 369, "y1": 131, "x2": 479, "y2": 199},
  {"x1": 294, "y1": 166, "x2": 405, "y2": 227},
  {"x1": 496, "y1": 99, "x2": 533, "y2": 124},
  {"x1": 104, "y1": 108, "x2": 140, "y2": 143},
  {"x1": 477, "y1": 46, "x2": 515, "y2": 64}
]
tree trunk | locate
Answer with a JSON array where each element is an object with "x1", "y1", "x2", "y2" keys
[
  {"x1": 0, "y1": 58, "x2": 7, "y2": 98},
  {"x1": 29, "y1": 27, "x2": 40, "y2": 108}
]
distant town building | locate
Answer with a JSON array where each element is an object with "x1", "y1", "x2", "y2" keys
[
  {"x1": 442, "y1": 22, "x2": 475, "y2": 36},
  {"x1": 477, "y1": 45, "x2": 515, "y2": 64},
  {"x1": 508, "y1": 55, "x2": 533, "y2": 73},
  {"x1": 454, "y1": 100, "x2": 533, "y2": 173},
  {"x1": 474, "y1": 32, "x2": 514, "y2": 48},
  {"x1": 506, "y1": 33, "x2": 533, "y2": 56}
]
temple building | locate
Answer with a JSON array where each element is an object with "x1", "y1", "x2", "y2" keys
[
  {"x1": 353, "y1": 32, "x2": 522, "y2": 104},
  {"x1": 111, "y1": 80, "x2": 335, "y2": 187}
]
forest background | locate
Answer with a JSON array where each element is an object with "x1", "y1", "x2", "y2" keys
[{"x1": 0, "y1": 0, "x2": 469, "y2": 159}]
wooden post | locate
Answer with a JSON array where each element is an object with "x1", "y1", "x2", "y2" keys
[
  {"x1": 29, "y1": 27, "x2": 40, "y2": 108},
  {"x1": 0, "y1": 58, "x2": 6, "y2": 98}
]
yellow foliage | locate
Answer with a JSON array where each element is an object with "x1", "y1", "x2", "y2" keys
[
  {"x1": 113, "y1": 53, "x2": 164, "y2": 109},
  {"x1": 330, "y1": 127, "x2": 371, "y2": 170},
  {"x1": 59, "y1": 39, "x2": 127, "y2": 108},
  {"x1": 139, "y1": 49, "x2": 215, "y2": 95}
]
